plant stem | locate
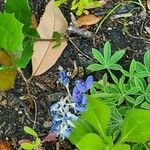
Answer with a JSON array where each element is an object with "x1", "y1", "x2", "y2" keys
[
  {"x1": 96, "y1": 0, "x2": 146, "y2": 33},
  {"x1": 18, "y1": 69, "x2": 37, "y2": 129},
  {"x1": 96, "y1": 3, "x2": 122, "y2": 33}
]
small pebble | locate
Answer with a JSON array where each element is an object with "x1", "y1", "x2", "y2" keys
[
  {"x1": 18, "y1": 110, "x2": 23, "y2": 115},
  {"x1": 107, "y1": 27, "x2": 112, "y2": 31},
  {"x1": 43, "y1": 121, "x2": 51, "y2": 128}
]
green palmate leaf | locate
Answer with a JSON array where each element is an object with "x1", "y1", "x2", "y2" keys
[
  {"x1": 129, "y1": 59, "x2": 136, "y2": 76},
  {"x1": 119, "y1": 109, "x2": 150, "y2": 143},
  {"x1": 108, "y1": 64, "x2": 123, "y2": 71},
  {"x1": 24, "y1": 126, "x2": 38, "y2": 137},
  {"x1": 144, "y1": 50, "x2": 150, "y2": 71},
  {"x1": 109, "y1": 50, "x2": 125, "y2": 64},
  {"x1": 0, "y1": 69, "x2": 17, "y2": 90},
  {"x1": 87, "y1": 64, "x2": 105, "y2": 71},
  {"x1": 135, "y1": 95, "x2": 144, "y2": 106},
  {"x1": 69, "y1": 116, "x2": 94, "y2": 144},
  {"x1": 92, "y1": 48, "x2": 105, "y2": 65},
  {"x1": 112, "y1": 144, "x2": 130, "y2": 150},
  {"x1": 5, "y1": 0, "x2": 32, "y2": 26},
  {"x1": 104, "y1": 41, "x2": 111, "y2": 62},
  {"x1": 76, "y1": 133, "x2": 104, "y2": 150},
  {"x1": 141, "y1": 102, "x2": 150, "y2": 109},
  {"x1": 83, "y1": 97, "x2": 111, "y2": 137},
  {"x1": 0, "y1": 13, "x2": 24, "y2": 52}
]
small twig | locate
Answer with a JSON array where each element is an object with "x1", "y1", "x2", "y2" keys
[
  {"x1": 68, "y1": 36, "x2": 94, "y2": 61},
  {"x1": 67, "y1": 25, "x2": 96, "y2": 39},
  {"x1": 56, "y1": 142, "x2": 59, "y2": 150},
  {"x1": 18, "y1": 69, "x2": 37, "y2": 129}
]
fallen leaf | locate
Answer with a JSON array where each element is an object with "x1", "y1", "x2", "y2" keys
[
  {"x1": 32, "y1": 40, "x2": 67, "y2": 76},
  {"x1": 0, "y1": 140, "x2": 12, "y2": 150},
  {"x1": 32, "y1": 0, "x2": 68, "y2": 76},
  {"x1": 0, "y1": 69, "x2": 17, "y2": 91},
  {"x1": 147, "y1": 0, "x2": 150, "y2": 10},
  {"x1": 0, "y1": 50, "x2": 12, "y2": 65},
  {"x1": 145, "y1": 26, "x2": 150, "y2": 34},
  {"x1": 41, "y1": 132, "x2": 57, "y2": 143},
  {"x1": 37, "y1": 0, "x2": 68, "y2": 39},
  {"x1": 76, "y1": 14, "x2": 102, "y2": 27}
]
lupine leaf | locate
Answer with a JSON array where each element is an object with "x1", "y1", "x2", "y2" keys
[
  {"x1": 144, "y1": 50, "x2": 150, "y2": 71},
  {"x1": 104, "y1": 41, "x2": 111, "y2": 62},
  {"x1": 92, "y1": 48, "x2": 105, "y2": 65},
  {"x1": 109, "y1": 50, "x2": 125, "y2": 64}
]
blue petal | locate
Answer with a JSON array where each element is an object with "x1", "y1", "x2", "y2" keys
[
  {"x1": 59, "y1": 70, "x2": 69, "y2": 86},
  {"x1": 85, "y1": 75, "x2": 93, "y2": 91},
  {"x1": 75, "y1": 80, "x2": 87, "y2": 93}
]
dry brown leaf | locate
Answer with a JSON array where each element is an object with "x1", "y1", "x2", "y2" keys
[
  {"x1": 76, "y1": 14, "x2": 102, "y2": 27},
  {"x1": 147, "y1": 0, "x2": 150, "y2": 10},
  {"x1": 32, "y1": 41, "x2": 67, "y2": 76},
  {"x1": 37, "y1": 0, "x2": 68, "y2": 39},
  {"x1": 32, "y1": 0, "x2": 68, "y2": 76},
  {"x1": 0, "y1": 140, "x2": 12, "y2": 150}
]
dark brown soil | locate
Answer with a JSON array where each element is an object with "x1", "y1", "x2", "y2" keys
[{"x1": 0, "y1": 0, "x2": 150, "y2": 149}]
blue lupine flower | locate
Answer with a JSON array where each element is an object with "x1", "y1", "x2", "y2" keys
[
  {"x1": 75, "y1": 76, "x2": 93, "y2": 93},
  {"x1": 72, "y1": 76, "x2": 93, "y2": 112},
  {"x1": 59, "y1": 70, "x2": 69, "y2": 86},
  {"x1": 49, "y1": 75, "x2": 93, "y2": 139},
  {"x1": 50, "y1": 96, "x2": 78, "y2": 139}
]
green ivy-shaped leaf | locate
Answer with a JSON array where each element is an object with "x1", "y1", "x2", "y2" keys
[
  {"x1": 5, "y1": 0, "x2": 32, "y2": 26},
  {"x1": 0, "y1": 13, "x2": 24, "y2": 52}
]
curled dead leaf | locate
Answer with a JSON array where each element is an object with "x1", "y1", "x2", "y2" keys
[
  {"x1": 32, "y1": 0, "x2": 68, "y2": 76},
  {"x1": 76, "y1": 14, "x2": 102, "y2": 27},
  {"x1": 0, "y1": 140, "x2": 12, "y2": 150}
]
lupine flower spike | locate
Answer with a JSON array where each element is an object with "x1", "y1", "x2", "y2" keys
[{"x1": 50, "y1": 70, "x2": 93, "y2": 139}]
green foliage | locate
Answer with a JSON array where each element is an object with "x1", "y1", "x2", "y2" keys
[
  {"x1": 20, "y1": 126, "x2": 41, "y2": 150},
  {"x1": 119, "y1": 109, "x2": 150, "y2": 143},
  {"x1": 52, "y1": 31, "x2": 62, "y2": 48},
  {"x1": 87, "y1": 41, "x2": 125, "y2": 72},
  {"x1": 88, "y1": 42, "x2": 150, "y2": 110},
  {"x1": 69, "y1": 97, "x2": 150, "y2": 150},
  {"x1": 0, "y1": 0, "x2": 39, "y2": 90},
  {"x1": 0, "y1": 13, "x2": 24, "y2": 52},
  {"x1": 55, "y1": 0, "x2": 103, "y2": 16}
]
